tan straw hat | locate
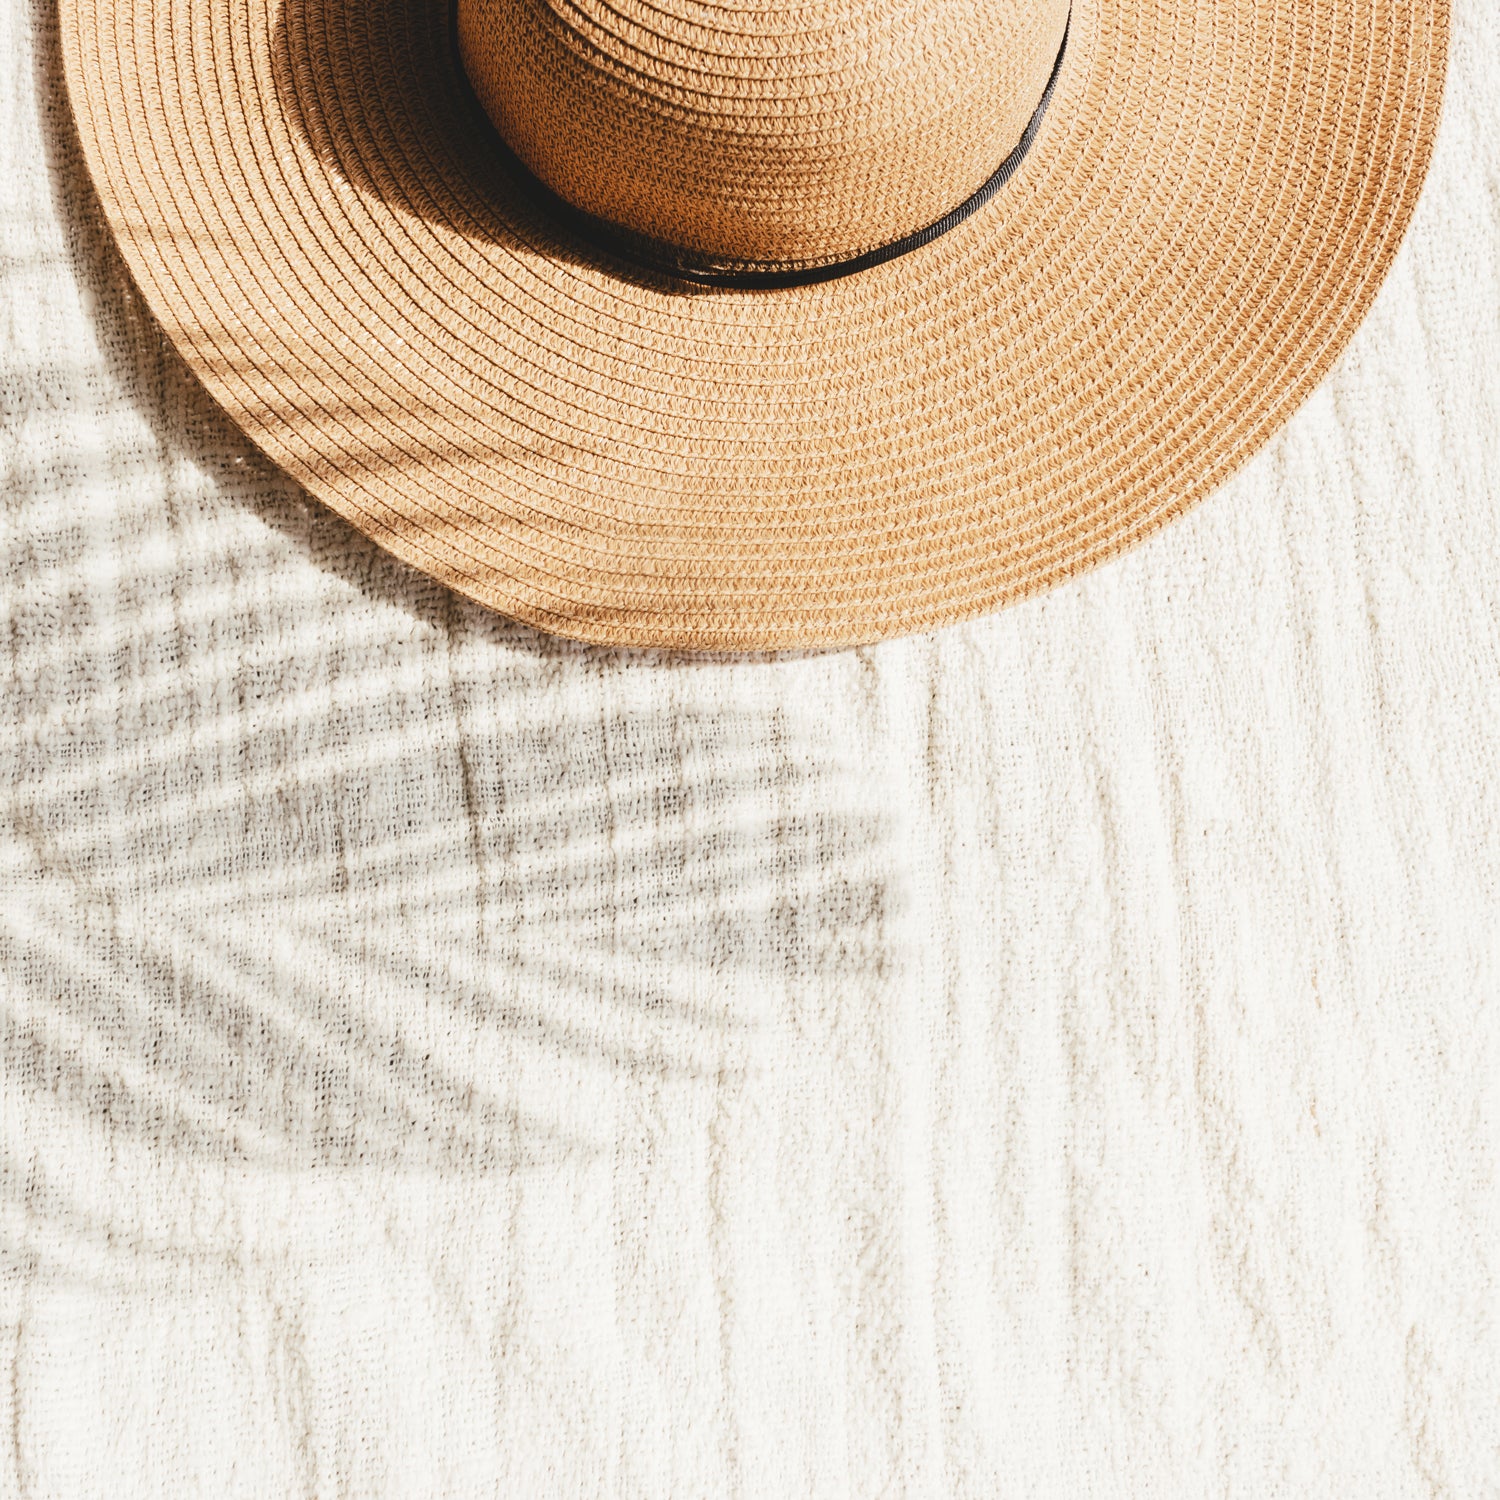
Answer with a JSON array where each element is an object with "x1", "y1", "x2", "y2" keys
[{"x1": 61, "y1": 0, "x2": 1448, "y2": 648}]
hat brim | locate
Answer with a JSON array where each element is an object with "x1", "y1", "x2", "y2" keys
[{"x1": 61, "y1": 0, "x2": 1448, "y2": 648}]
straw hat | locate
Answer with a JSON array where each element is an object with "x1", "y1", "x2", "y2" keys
[{"x1": 61, "y1": 0, "x2": 1448, "y2": 649}]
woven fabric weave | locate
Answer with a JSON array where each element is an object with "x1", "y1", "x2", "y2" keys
[{"x1": 3, "y1": 0, "x2": 1499, "y2": 1492}]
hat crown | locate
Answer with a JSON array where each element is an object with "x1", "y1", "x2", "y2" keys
[{"x1": 457, "y1": 0, "x2": 1071, "y2": 267}]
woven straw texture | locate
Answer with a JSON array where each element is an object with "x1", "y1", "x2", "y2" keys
[
  {"x1": 59, "y1": 0, "x2": 1447, "y2": 649},
  {"x1": 5, "y1": 0, "x2": 1500, "y2": 1492},
  {"x1": 459, "y1": 0, "x2": 1071, "y2": 264}
]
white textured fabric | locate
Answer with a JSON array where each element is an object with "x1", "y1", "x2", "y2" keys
[{"x1": 2, "y1": 0, "x2": 1498, "y2": 1490}]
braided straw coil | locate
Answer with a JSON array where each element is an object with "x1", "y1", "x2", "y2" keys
[
  {"x1": 61, "y1": 0, "x2": 1447, "y2": 648},
  {"x1": 458, "y1": 0, "x2": 1071, "y2": 266}
]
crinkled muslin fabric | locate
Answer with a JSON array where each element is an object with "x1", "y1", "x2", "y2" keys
[{"x1": 2, "y1": 0, "x2": 1498, "y2": 1492}]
